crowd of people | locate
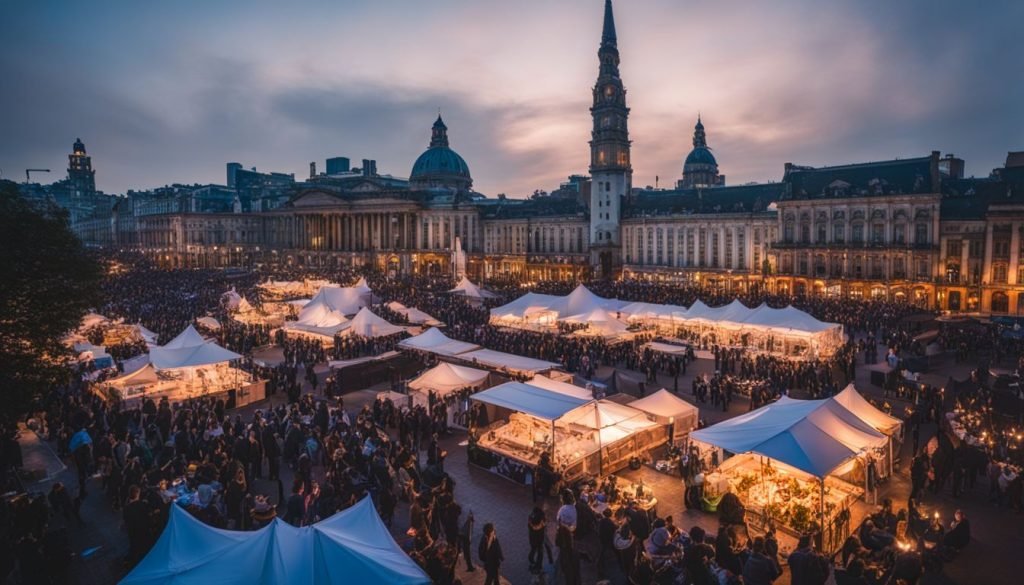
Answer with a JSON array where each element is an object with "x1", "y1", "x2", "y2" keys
[{"x1": 7, "y1": 252, "x2": 1021, "y2": 584}]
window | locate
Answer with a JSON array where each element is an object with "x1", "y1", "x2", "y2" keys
[
  {"x1": 917, "y1": 259, "x2": 930, "y2": 278},
  {"x1": 893, "y1": 224, "x2": 906, "y2": 245},
  {"x1": 994, "y1": 263, "x2": 1008, "y2": 284},
  {"x1": 817, "y1": 224, "x2": 827, "y2": 244},
  {"x1": 947, "y1": 239, "x2": 962, "y2": 258},
  {"x1": 801, "y1": 224, "x2": 810, "y2": 244},
  {"x1": 784, "y1": 223, "x2": 795, "y2": 243},
  {"x1": 915, "y1": 223, "x2": 928, "y2": 245},
  {"x1": 833, "y1": 224, "x2": 844, "y2": 243},
  {"x1": 994, "y1": 239, "x2": 1011, "y2": 258},
  {"x1": 798, "y1": 255, "x2": 809, "y2": 276},
  {"x1": 852, "y1": 224, "x2": 864, "y2": 243},
  {"x1": 871, "y1": 224, "x2": 884, "y2": 244}
]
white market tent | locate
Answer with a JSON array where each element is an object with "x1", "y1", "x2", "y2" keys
[
  {"x1": 312, "y1": 285, "x2": 370, "y2": 316},
  {"x1": 832, "y1": 384, "x2": 903, "y2": 435},
  {"x1": 397, "y1": 327, "x2": 480, "y2": 357},
  {"x1": 341, "y1": 307, "x2": 406, "y2": 338},
  {"x1": 643, "y1": 342, "x2": 689, "y2": 356},
  {"x1": 221, "y1": 288, "x2": 242, "y2": 310},
  {"x1": 195, "y1": 316, "x2": 221, "y2": 331},
  {"x1": 284, "y1": 295, "x2": 350, "y2": 339},
  {"x1": 351, "y1": 276, "x2": 372, "y2": 295},
  {"x1": 691, "y1": 397, "x2": 887, "y2": 479},
  {"x1": 120, "y1": 496, "x2": 429, "y2": 585},
  {"x1": 526, "y1": 375, "x2": 595, "y2": 401},
  {"x1": 149, "y1": 326, "x2": 241, "y2": 370},
  {"x1": 80, "y1": 313, "x2": 109, "y2": 330},
  {"x1": 387, "y1": 301, "x2": 443, "y2": 326},
  {"x1": 627, "y1": 389, "x2": 700, "y2": 439},
  {"x1": 563, "y1": 307, "x2": 629, "y2": 336},
  {"x1": 237, "y1": 297, "x2": 254, "y2": 313},
  {"x1": 408, "y1": 362, "x2": 489, "y2": 396},
  {"x1": 459, "y1": 348, "x2": 561, "y2": 375},
  {"x1": 472, "y1": 381, "x2": 590, "y2": 421},
  {"x1": 448, "y1": 276, "x2": 498, "y2": 299},
  {"x1": 489, "y1": 285, "x2": 627, "y2": 327}
]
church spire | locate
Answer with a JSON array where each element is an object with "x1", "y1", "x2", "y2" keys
[{"x1": 601, "y1": 0, "x2": 617, "y2": 49}]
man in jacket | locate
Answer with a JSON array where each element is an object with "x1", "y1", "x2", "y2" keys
[
  {"x1": 478, "y1": 522, "x2": 503, "y2": 585},
  {"x1": 742, "y1": 536, "x2": 780, "y2": 585}
]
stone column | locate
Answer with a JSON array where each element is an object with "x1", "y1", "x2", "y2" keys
[
  {"x1": 983, "y1": 222, "x2": 994, "y2": 284},
  {"x1": 1011, "y1": 223, "x2": 1020, "y2": 285}
]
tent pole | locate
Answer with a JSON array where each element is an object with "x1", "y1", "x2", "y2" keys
[{"x1": 819, "y1": 478, "x2": 826, "y2": 552}]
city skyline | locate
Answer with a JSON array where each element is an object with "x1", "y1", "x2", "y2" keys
[{"x1": 2, "y1": 0, "x2": 1021, "y2": 197}]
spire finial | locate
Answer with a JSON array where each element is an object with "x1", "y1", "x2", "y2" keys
[{"x1": 601, "y1": 0, "x2": 617, "y2": 49}]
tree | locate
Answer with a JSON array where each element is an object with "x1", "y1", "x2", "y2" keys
[{"x1": 0, "y1": 180, "x2": 102, "y2": 416}]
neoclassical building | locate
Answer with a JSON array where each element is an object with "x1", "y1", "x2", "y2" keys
[{"x1": 75, "y1": 1, "x2": 1024, "y2": 313}]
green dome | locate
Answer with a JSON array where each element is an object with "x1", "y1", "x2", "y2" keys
[
  {"x1": 685, "y1": 146, "x2": 717, "y2": 167},
  {"x1": 409, "y1": 115, "x2": 472, "y2": 190},
  {"x1": 411, "y1": 147, "x2": 471, "y2": 180}
]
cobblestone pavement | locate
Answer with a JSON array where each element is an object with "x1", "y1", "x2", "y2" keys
[{"x1": 23, "y1": 342, "x2": 1023, "y2": 585}]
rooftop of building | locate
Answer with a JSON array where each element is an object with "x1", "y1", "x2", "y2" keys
[
  {"x1": 782, "y1": 153, "x2": 939, "y2": 200},
  {"x1": 626, "y1": 182, "x2": 785, "y2": 218}
]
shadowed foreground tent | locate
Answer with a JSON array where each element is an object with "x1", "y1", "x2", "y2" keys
[{"x1": 120, "y1": 496, "x2": 429, "y2": 585}]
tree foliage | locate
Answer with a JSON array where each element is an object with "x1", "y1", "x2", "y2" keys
[{"x1": 0, "y1": 180, "x2": 103, "y2": 416}]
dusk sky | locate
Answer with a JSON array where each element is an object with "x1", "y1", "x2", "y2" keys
[{"x1": 2, "y1": 0, "x2": 1021, "y2": 197}]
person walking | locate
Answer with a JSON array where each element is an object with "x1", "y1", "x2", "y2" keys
[
  {"x1": 478, "y1": 523, "x2": 504, "y2": 585},
  {"x1": 459, "y1": 508, "x2": 476, "y2": 573}
]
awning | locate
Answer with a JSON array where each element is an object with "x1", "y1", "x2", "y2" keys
[{"x1": 471, "y1": 382, "x2": 590, "y2": 421}]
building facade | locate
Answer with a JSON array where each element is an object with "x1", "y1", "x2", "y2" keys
[{"x1": 67, "y1": 2, "x2": 1024, "y2": 313}]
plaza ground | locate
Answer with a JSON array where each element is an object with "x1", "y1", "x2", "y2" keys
[{"x1": 21, "y1": 338, "x2": 1023, "y2": 585}]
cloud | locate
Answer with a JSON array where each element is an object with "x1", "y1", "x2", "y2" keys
[{"x1": 1, "y1": 0, "x2": 1021, "y2": 194}]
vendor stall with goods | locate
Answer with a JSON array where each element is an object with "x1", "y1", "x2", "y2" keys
[
  {"x1": 469, "y1": 381, "x2": 666, "y2": 485},
  {"x1": 691, "y1": 395, "x2": 888, "y2": 552}
]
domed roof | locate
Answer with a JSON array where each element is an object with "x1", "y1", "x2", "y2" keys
[
  {"x1": 685, "y1": 146, "x2": 717, "y2": 167},
  {"x1": 410, "y1": 116, "x2": 472, "y2": 189},
  {"x1": 411, "y1": 147, "x2": 471, "y2": 180}
]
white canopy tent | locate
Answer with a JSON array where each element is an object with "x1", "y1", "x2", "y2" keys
[
  {"x1": 195, "y1": 316, "x2": 221, "y2": 331},
  {"x1": 149, "y1": 326, "x2": 241, "y2": 370},
  {"x1": 309, "y1": 285, "x2": 370, "y2": 316},
  {"x1": 221, "y1": 288, "x2": 242, "y2": 310},
  {"x1": 626, "y1": 389, "x2": 700, "y2": 440},
  {"x1": 525, "y1": 375, "x2": 595, "y2": 401},
  {"x1": 120, "y1": 496, "x2": 430, "y2": 585},
  {"x1": 351, "y1": 276, "x2": 372, "y2": 295},
  {"x1": 832, "y1": 384, "x2": 903, "y2": 435},
  {"x1": 643, "y1": 342, "x2": 690, "y2": 356},
  {"x1": 283, "y1": 294, "x2": 350, "y2": 339},
  {"x1": 489, "y1": 285, "x2": 627, "y2": 328},
  {"x1": 472, "y1": 381, "x2": 591, "y2": 421},
  {"x1": 397, "y1": 327, "x2": 480, "y2": 357},
  {"x1": 448, "y1": 276, "x2": 498, "y2": 299},
  {"x1": 341, "y1": 307, "x2": 407, "y2": 338},
  {"x1": 408, "y1": 362, "x2": 490, "y2": 396},
  {"x1": 563, "y1": 307, "x2": 629, "y2": 336},
  {"x1": 459, "y1": 348, "x2": 561, "y2": 375},
  {"x1": 387, "y1": 301, "x2": 443, "y2": 326}
]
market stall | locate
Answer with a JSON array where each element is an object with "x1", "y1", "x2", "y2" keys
[
  {"x1": 489, "y1": 285, "x2": 628, "y2": 331},
  {"x1": 470, "y1": 381, "x2": 666, "y2": 484},
  {"x1": 691, "y1": 397, "x2": 887, "y2": 551},
  {"x1": 102, "y1": 325, "x2": 264, "y2": 407},
  {"x1": 339, "y1": 307, "x2": 407, "y2": 338},
  {"x1": 408, "y1": 362, "x2": 491, "y2": 427},
  {"x1": 457, "y1": 348, "x2": 561, "y2": 377},
  {"x1": 448, "y1": 276, "x2": 498, "y2": 300},
  {"x1": 397, "y1": 327, "x2": 480, "y2": 357},
  {"x1": 624, "y1": 389, "x2": 699, "y2": 442},
  {"x1": 387, "y1": 301, "x2": 444, "y2": 327}
]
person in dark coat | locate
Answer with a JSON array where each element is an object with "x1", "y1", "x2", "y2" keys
[
  {"x1": 478, "y1": 523, "x2": 503, "y2": 585},
  {"x1": 943, "y1": 509, "x2": 970, "y2": 551},
  {"x1": 787, "y1": 534, "x2": 815, "y2": 585},
  {"x1": 742, "y1": 536, "x2": 780, "y2": 585},
  {"x1": 123, "y1": 485, "x2": 152, "y2": 567}
]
